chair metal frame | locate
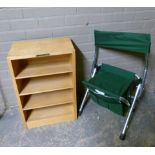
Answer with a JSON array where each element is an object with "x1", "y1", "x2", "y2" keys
[{"x1": 79, "y1": 45, "x2": 149, "y2": 140}]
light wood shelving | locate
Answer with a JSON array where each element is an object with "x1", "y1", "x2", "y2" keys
[
  {"x1": 7, "y1": 38, "x2": 77, "y2": 128},
  {"x1": 22, "y1": 89, "x2": 73, "y2": 110},
  {"x1": 27, "y1": 104, "x2": 74, "y2": 128},
  {"x1": 15, "y1": 54, "x2": 72, "y2": 79},
  {"x1": 19, "y1": 73, "x2": 73, "y2": 96}
]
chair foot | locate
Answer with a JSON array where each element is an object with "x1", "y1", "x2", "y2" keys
[{"x1": 119, "y1": 133, "x2": 126, "y2": 140}]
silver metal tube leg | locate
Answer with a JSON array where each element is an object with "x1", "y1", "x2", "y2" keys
[
  {"x1": 79, "y1": 68, "x2": 97, "y2": 115},
  {"x1": 79, "y1": 89, "x2": 89, "y2": 114},
  {"x1": 120, "y1": 84, "x2": 141, "y2": 140}
]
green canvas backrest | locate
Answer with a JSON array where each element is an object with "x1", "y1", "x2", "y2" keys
[{"x1": 94, "y1": 30, "x2": 151, "y2": 55}]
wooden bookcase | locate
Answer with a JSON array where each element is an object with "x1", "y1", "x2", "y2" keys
[{"x1": 7, "y1": 38, "x2": 77, "y2": 128}]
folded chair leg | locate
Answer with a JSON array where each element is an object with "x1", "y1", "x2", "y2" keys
[
  {"x1": 120, "y1": 84, "x2": 142, "y2": 140},
  {"x1": 79, "y1": 89, "x2": 89, "y2": 116},
  {"x1": 79, "y1": 68, "x2": 97, "y2": 116}
]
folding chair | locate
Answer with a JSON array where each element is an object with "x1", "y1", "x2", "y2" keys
[{"x1": 79, "y1": 30, "x2": 151, "y2": 140}]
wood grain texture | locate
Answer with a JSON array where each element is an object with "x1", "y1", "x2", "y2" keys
[
  {"x1": 7, "y1": 37, "x2": 77, "y2": 128},
  {"x1": 19, "y1": 73, "x2": 73, "y2": 96},
  {"x1": 27, "y1": 104, "x2": 75, "y2": 128},
  {"x1": 16, "y1": 54, "x2": 72, "y2": 79},
  {"x1": 7, "y1": 58, "x2": 27, "y2": 127},
  {"x1": 23, "y1": 89, "x2": 73, "y2": 110},
  {"x1": 7, "y1": 38, "x2": 75, "y2": 59}
]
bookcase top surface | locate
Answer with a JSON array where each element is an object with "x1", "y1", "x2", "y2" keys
[{"x1": 7, "y1": 37, "x2": 75, "y2": 59}]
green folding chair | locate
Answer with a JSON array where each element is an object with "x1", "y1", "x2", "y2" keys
[{"x1": 79, "y1": 30, "x2": 151, "y2": 140}]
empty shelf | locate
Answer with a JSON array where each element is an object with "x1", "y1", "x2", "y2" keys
[
  {"x1": 19, "y1": 73, "x2": 73, "y2": 96},
  {"x1": 23, "y1": 89, "x2": 73, "y2": 110},
  {"x1": 16, "y1": 60, "x2": 72, "y2": 79},
  {"x1": 26, "y1": 104, "x2": 74, "y2": 128}
]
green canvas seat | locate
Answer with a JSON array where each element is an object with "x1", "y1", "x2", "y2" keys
[{"x1": 83, "y1": 64, "x2": 137, "y2": 115}]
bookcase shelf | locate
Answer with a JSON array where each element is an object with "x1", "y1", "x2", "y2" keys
[
  {"x1": 26, "y1": 104, "x2": 74, "y2": 128},
  {"x1": 22, "y1": 89, "x2": 73, "y2": 110},
  {"x1": 19, "y1": 73, "x2": 73, "y2": 96},
  {"x1": 15, "y1": 54, "x2": 72, "y2": 79},
  {"x1": 7, "y1": 37, "x2": 77, "y2": 128}
]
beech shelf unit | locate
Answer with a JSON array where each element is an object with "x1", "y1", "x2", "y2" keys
[{"x1": 7, "y1": 38, "x2": 77, "y2": 128}]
